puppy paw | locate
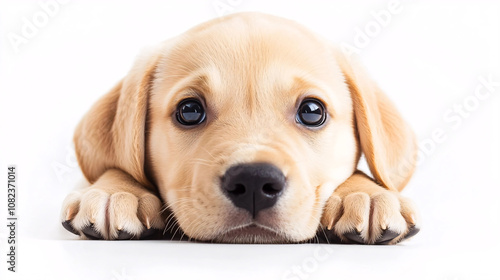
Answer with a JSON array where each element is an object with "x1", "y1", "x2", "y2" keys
[
  {"x1": 321, "y1": 191, "x2": 419, "y2": 245},
  {"x1": 61, "y1": 189, "x2": 165, "y2": 240}
]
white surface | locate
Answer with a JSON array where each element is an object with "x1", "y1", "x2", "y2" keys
[{"x1": 1, "y1": 0, "x2": 499, "y2": 279}]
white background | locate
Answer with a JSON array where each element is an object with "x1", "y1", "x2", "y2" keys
[{"x1": 1, "y1": 0, "x2": 499, "y2": 279}]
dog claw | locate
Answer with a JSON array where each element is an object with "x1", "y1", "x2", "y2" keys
[
  {"x1": 116, "y1": 228, "x2": 161, "y2": 240},
  {"x1": 62, "y1": 220, "x2": 79, "y2": 235},
  {"x1": 315, "y1": 229, "x2": 342, "y2": 244},
  {"x1": 403, "y1": 225, "x2": 420, "y2": 240},
  {"x1": 140, "y1": 228, "x2": 161, "y2": 239},
  {"x1": 343, "y1": 230, "x2": 364, "y2": 244},
  {"x1": 81, "y1": 224, "x2": 104, "y2": 240},
  {"x1": 375, "y1": 229, "x2": 400, "y2": 245},
  {"x1": 116, "y1": 230, "x2": 134, "y2": 240}
]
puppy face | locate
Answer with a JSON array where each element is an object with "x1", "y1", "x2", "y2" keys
[
  {"x1": 74, "y1": 13, "x2": 416, "y2": 243},
  {"x1": 147, "y1": 14, "x2": 358, "y2": 242}
]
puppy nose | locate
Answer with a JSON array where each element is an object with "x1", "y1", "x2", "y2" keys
[{"x1": 221, "y1": 163, "x2": 286, "y2": 218}]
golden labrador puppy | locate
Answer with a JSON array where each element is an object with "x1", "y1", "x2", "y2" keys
[{"x1": 61, "y1": 12, "x2": 419, "y2": 244}]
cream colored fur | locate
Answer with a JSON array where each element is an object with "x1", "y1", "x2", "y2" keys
[{"x1": 61, "y1": 13, "x2": 419, "y2": 244}]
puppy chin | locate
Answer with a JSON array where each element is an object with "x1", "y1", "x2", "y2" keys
[
  {"x1": 214, "y1": 224, "x2": 290, "y2": 243},
  {"x1": 196, "y1": 212, "x2": 317, "y2": 244},
  {"x1": 212, "y1": 224, "x2": 292, "y2": 244}
]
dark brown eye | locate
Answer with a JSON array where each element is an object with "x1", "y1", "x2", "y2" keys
[
  {"x1": 296, "y1": 99, "x2": 326, "y2": 127},
  {"x1": 176, "y1": 99, "x2": 206, "y2": 126}
]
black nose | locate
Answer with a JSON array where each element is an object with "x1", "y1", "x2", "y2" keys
[{"x1": 221, "y1": 163, "x2": 286, "y2": 218}]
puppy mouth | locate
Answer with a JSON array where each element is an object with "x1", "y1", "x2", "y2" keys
[{"x1": 215, "y1": 223, "x2": 288, "y2": 244}]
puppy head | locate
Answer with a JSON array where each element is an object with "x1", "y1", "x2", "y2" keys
[{"x1": 75, "y1": 13, "x2": 415, "y2": 243}]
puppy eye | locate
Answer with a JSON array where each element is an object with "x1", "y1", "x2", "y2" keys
[
  {"x1": 176, "y1": 99, "x2": 206, "y2": 126},
  {"x1": 296, "y1": 99, "x2": 326, "y2": 127}
]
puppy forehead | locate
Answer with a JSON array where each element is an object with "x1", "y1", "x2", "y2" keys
[
  {"x1": 153, "y1": 14, "x2": 349, "y2": 116},
  {"x1": 176, "y1": 13, "x2": 327, "y2": 68}
]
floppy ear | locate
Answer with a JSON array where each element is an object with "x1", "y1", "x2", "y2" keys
[
  {"x1": 74, "y1": 50, "x2": 160, "y2": 189},
  {"x1": 333, "y1": 48, "x2": 417, "y2": 192}
]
